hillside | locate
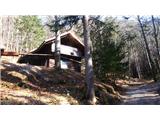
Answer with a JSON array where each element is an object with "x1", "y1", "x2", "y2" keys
[
  {"x1": 0, "y1": 61, "x2": 121, "y2": 105},
  {"x1": 1, "y1": 60, "x2": 160, "y2": 105}
]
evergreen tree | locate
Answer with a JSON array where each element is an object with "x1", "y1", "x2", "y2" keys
[
  {"x1": 15, "y1": 16, "x2": 45, "y2": 52},
  {"x1": 90, "y1": 17, "x2": 126, "y2": 82}
]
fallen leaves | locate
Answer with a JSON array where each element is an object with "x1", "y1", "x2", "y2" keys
[{"x1": 0, "y1": 61, "x2": 83, "y2": 105}]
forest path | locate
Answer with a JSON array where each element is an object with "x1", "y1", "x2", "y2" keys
[{"x1": 119, "y1": 79, "x2": 160, "y2": 105}]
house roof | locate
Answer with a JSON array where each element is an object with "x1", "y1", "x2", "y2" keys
[
  {"x1": 45, "y1": 31, "x2": 84, "y2": 46},
  {"x1": 31, "y1": 31, "x2": 84, "y2": 53}
]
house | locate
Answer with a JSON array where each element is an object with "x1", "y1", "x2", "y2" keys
[{"x1": 17, "y1": 31, "x2": 84, "y2": 72}]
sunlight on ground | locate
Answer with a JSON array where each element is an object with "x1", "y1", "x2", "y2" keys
[
  {"x1": 0, "y1": 86, "x2": 78, "y2": 105},
  {"x1": 8, "y1": 71, "x2": 28, "y2": 80}
]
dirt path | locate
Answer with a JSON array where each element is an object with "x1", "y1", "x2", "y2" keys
[{"x1": 120, "y1": 80, "x2": 160, "y2": 105}]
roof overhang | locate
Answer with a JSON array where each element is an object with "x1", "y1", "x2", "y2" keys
[{"x1": 31, "y1": 31, "x2": 84, "y2": 54}]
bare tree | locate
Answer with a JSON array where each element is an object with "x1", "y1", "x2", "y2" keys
[
  {"x1": 151, "y1": 15, "x2": 160, "y2": 73},
  {"x1": 137, "y1": 15, "x2": 157, "y2": 81},
  {"x1": 134, "y1": 49, "x2": 142, "y2": 79},
  {"x1": 0, "y1": 16, "x2": 16, "y2": 51}
]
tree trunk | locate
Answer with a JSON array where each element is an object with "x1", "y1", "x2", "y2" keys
[
  {"x1": 128, "y1": 39, "x2": 132, "y2": 79},
  {"x1": 54, "y1": 15, "x2": 61, "y2": 70},
  {"x1": 0, "y1": 17, "x2": 3, "y2": 46},
  {"x1": 134, "y1": 50, "x2": 142, "y2": 79},
  {"x1": 151, "y1": 15, "x2": 160, "y2": 73},
  {"x1": 137, "y1": 15, "x2": 157, "y2": 81},
  {"x1": 82, "y1": 15, "x2": 96, "y2": 104}
]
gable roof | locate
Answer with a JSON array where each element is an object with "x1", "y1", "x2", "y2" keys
[
  {"x1": 31, "y1": 31, "x2": 84, "y2": 53},
  {"x1": 45, "y1": 31, "x2": 84, "y2": 46}
]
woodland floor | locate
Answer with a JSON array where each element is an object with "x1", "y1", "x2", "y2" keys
[
  {"x1": 0, "y1": 60, "x2": 160, "y2": 105},
  {"x1": 0, "y1": 61, "x2": 84, "y2": 105},
  {"x1": 0, "y1": 61, "x2": 121, "y2": 105}
]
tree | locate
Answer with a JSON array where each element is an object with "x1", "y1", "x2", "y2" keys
[
  {"x1": 137, "y1": 15, "x2": 157, "y2": 81},
  {"x1": 151, "y1": 15, "x2": 160, "y2": 73},
  {"x1": 47, "y1": 15, "x2": 96, "y2": 104},
  {"x1": 15, "y1": 16, "x2": 45, "y2": 52},
  {"x1": 119, "y1": 17, "x2": 144, "y2": 79},
  {"x1": 0, "y1": 16, "x2": 16, "y2": 51},
  {"x1": 54, "y1": 16, "x2": 61, "y2": 70},
  {"x1": 82, "y1": 15, "x2": 96, "y2": 104},
  {"x1": 91, "y1": 17, "x2": 126, "y2": 81},
  {"x1": 46, "y1": 15, "x2": 73, "y2": 70}
]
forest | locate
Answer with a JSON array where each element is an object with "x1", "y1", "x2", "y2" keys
[{"x1": 0, "y1": 15, "x2": 160, "y2": 105}]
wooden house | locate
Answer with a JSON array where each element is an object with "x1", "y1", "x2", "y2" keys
[{"x1": 17, "y1": 31, "x2": 84, "y2": 72}]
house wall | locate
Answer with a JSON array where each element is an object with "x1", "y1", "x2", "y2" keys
[
  {"x1": 61, "y1": 37, "x2": 84, "y2": 55},
  {"x1": 51, "y1": 43, "x2": 82, "y2": 57},
  {"x1": 18, "y1": 55, "x2": 49, "y2": 66},
  {"x1": 17, "y1": 55, "x2": 81, "y2": 72},
  {"x1": 60, "y1": 58, "x2": 81, "y2": 72}
]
